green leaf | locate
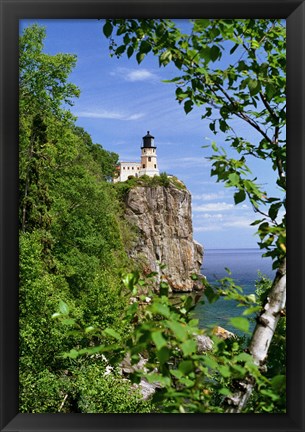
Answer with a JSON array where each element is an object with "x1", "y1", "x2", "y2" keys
[
  {"x1": 204, "y1": 285, "x2": 219, "y2": 304},
  {"x1": 218, "y1": 387, "x2": 232, "y2": 396},
  {"x1": 139, "y1": 40, "x2": 151, "y2": 55},
  {"x1": 234, "y1": 189, "x2": 246, "y2": 204},
  {"x1": 218, "y1": 365, "x2": 231, "y2": 378},
  {"x1": 152, "y1": 331, "x2": 167, "y2": 350},
  {"x1": 271, "y1": 374, "x2": 285, "y2": 392},
  {"x1": 199, "y1": 47, "x2": 211, "y2": 61},
  {"x1": 159, "y1": 281, "x2": 169, "y2": 297},
  {"x1": 103, "y1": 21, "x2": 113, "y2": 38},
  {"x1": 116, "y1": 45, "x2": 126, "y2": 55},
  {"x1": 210, "y1": 45, "x2": 221, "y2": 62},
  {"x1": 180, "y1": 376, "x2": 195, "y2": 388},
  {"x1": 203, "y1": 356, "x2": 218, "y2": 370},
  {"x1": 151, "y1": 302, "x2": 170, "y2": 318},
  {"x1": 228, "y1": 172, "x2": 240, "y2": 186},
  {"x1": 127, "y1": 45, "x2": 134, "y2": 58},
  {"x1": 178, "y1": 360, "x2": 194, "y2": 375},
  {"x1": 146, "y1": 372, "x2": 171, "y2": 386},
  {"x1": 159, "y1": 50, "x2": 172, "y2": 66},
  {"x1": 246, "y1": 293, "x2": 256, "y2": 303},
  {"x1": 156, "y1": 23, "x2": 164, "y2": 37},
  {"x1": 248, "y1": 79, "x2": 261, "y2": 96},
  {"x1": 234, "y1": 352, "x2": 253, "y2": 363},
  {"x1": 211, "y1": 141, "x2": 218, "y2": 151},
  {"x1": 122, "y1": 272, "x2": 139, "y2": 291},
  {"x1": 66, "y1": 349, "x2": 79, "y2": 359},
  {"x1": 268, "y1": 202, "x2": 281, "y2": 220},
  {"x1": 189, "y1": 318, "x2": 199, "y2": 327},
  {"x1": 136, "y1": 52, "x2": 145, "y2": 64},
  {"x1": 242, "y1": 305, "x2": 261, "y2": 316},
  {"x1": 229, "y1": 317, "x2": 250, "y2": 333},
  {"x1": 265, "y1": 83, "x2": 276, "y2": 100},
  {"x1": 251, "y1": 39, "x2": 260, "y2": 49},
  {"x1": 184, "y1": 99, "x2": 193, "y2": 114},
  {"x1": 194, "y1": 19, "x2": 210, "y2": 31},
  {"x1": 219, "y1": 119, "x2": 228, "y2": 132},
  {"x1": 167, "y1": 321, "x2": 188, "y2": 341},
  {"x1": 170, "y1": 369, "x2": 183, "y2": 379},
  {"x1": 61, "y1": 318, "x2": 75, "y2": 326},
  {"x1": 181, "y1": 339, "x2": 197, "y2": 356},
  {"x1": 157, "y1": 346, "x2": 170, "y2": 364},
  {"x1": 59, "y1": 300, "x2": 69, "y2": 316},
  {"x1": 103, "y1": 328, "x2": 122, "y2": 341}
]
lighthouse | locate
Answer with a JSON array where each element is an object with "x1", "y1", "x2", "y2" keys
[
  {"x1": 139, "y1": 131, "x2": 159, "y2": 177},
  {"x1": 113, "y1": 131, "x2": 160, "y2": 182}
]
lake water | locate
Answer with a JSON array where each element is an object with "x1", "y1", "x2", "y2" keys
[{"x1": 195, "y1": 248, "x2": 275, "y2": 334}]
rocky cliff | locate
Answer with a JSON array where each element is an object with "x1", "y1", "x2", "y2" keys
[{"x1": 124, "y1": 180, "x2": 204, "y2": 292}]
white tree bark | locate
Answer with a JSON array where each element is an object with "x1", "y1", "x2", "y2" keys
[{"x1": 226, "y1": 257, "x2": 286, "y2": 413}]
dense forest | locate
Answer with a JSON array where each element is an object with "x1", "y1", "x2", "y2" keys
[
  {"x1": 19, "y1": 24, "x2": 151, "y2": 413},
  {"x1": 19, "y1": 22, "x2": 286, "y2": 414}
]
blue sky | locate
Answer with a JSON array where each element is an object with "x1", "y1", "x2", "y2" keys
[{"x1": 20, "y1": 19, "x2": 284, "y2": 250}]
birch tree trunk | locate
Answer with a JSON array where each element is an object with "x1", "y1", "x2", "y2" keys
[{"x1": 226, "y1": 257, "x2": 286, "y2": 413}]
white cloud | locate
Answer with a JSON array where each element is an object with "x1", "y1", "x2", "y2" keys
[
  {"x1": 193, "y1": 214, "x2": 255, "y2": 233},
  {"x1": 194, "y1": 225, "x2": 223, "y2": 233},
  {"x1": 193, "y1": 202, "x2": 234, "y2": 212},
  {"x1": 126, "y1": 69, "x2": 156, "y2": 82},
  {"x1": 111, "y1": 67, "x2": 158, "y2": 82},
  {"x1": 202, "y1": 213, "x2": 224, "y2": 219},
  {"x1": 223, "y1": 216, "x2": 254, "y2": 228},
  {"x1": 160, "y1": 156, "x2": 210, "y2": 172},
  {"x1": 192, "y1": 192, "x2": 225, "y2": 201},
  {"x1": 75, "y1": 110, "x2": 145, "y2": 121}
]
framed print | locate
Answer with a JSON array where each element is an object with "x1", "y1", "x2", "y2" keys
[{"x1": 1, "y1": 0, "x2": 304, "y2": 431}]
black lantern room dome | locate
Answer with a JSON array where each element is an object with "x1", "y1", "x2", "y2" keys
[{"x1": 142, "y1": 131, "x2": 156, "y2": 148}]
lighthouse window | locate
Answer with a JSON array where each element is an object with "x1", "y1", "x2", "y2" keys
[
  {"x1": 154, "y1": 164, "x2": 156, "y2": 168},
  {"x1": 123, "y1": 167, "x2": 125, "y2": 170},
  {"x1": 148, "y1": 157, "x2": 151, "y2": 162},
  {"x1": 132, "y1": 167, "x2": 134, "y2": 170},
  {"x1": 143, "y1": 164, "x2": 145, "y2": 168}
]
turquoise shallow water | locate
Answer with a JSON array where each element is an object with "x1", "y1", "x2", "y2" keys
[{"x1": 195, "y1": 248, "x2": 275, "y2": 334}]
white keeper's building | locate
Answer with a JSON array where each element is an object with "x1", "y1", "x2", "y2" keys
[{"x1": 114, "y1": 131, "x2": 160, "y2": 183}]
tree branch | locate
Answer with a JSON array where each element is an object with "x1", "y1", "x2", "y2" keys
[
  {"x1": 225, "y1": 257, "x2": 286, "y2": 412},
  {"x1": 213, "y1": 83, "x2": 273, "y2": 145}
]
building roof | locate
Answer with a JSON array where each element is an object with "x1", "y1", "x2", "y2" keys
[{"x1": 143, "y1": 131, "x2": 154, "y2": 139}]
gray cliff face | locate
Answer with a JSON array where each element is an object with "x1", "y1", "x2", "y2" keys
[{"x1": 124, "y1": 182, "x2": 204, "y2": 292}]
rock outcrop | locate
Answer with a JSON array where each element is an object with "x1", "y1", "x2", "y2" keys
[{"x1": 124, "y1": 181, "x2": 204, "y2": 292}]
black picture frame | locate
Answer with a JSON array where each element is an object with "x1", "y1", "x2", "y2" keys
[{"x1": 1, "y1": 1, "x2": 304, "y2": 431}]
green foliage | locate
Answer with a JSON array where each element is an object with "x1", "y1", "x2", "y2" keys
[
  {"x1": 73, "y1": 126, "x2": 119, "y2": 180},
  {"x1": 75, "y1": 364, "x2": 152, "y2": 413},
  {"x1": 58, "y1": 272, "x2": 284, "y2": 413},
  {"x1": 114, "y1": 173, "x2": 186, "y2": 199},
  {"x1": 19, "y1": 369, "x2": 72, "y2": 413},
  {"x1": 19, "y1": 362, "x2": 152, "y2": 413},
  {"x1": 19, "y1": 24, "x2": 136, "y2": 413}
]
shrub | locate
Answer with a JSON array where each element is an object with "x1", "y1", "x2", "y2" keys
[{"x1": 75, "y1": 364, "x2": 153, "y2": 413}]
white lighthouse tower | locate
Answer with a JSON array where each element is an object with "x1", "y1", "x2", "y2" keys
[{"x1": 139, "y1": 131, "x2": 159, "y2": 177}]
